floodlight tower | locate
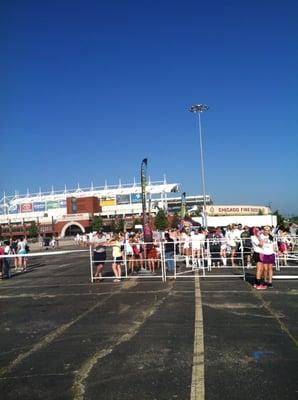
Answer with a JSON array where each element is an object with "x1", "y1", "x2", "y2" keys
[{"x1": 189, "y1": 104, "x2": 209, "y2": 227}]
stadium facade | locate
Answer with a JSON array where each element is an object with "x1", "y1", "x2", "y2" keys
[{"x1": 0, "y1": 179, "x2": 212, "y2": 238}]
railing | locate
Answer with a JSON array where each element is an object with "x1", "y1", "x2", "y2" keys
[
  {"x1": 89, "y1": 236, "x2": 298, "y2": 282},
  {"x1": 1, "y1": 236, "x2": 297, "y2": 282}
]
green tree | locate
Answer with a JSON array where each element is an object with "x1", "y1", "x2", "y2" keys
[
  {"x1": 28, "y1": 221, "x2": 38, "y2": 238},
  {"x1": 110, "y1": 219, "x2": 117, "y2": 233},
  {"x1": 273, "y1": 210, "x2": 285, "y2": 228},
  {"x1": 171, "y1": 213, "x2": 180, "y2": 228},
  {"x1": 91, "y1": 215, "x2": 103, "y2": 232},
  {"x1": 117, "y1": 218, "x2": 125, "y2": 233},
  {"x1": 155, "y1": 209, "x2": 168, "y2": 231},
  {"x1": 102, "y1": 224, "x2": 111, "y2": 233}
]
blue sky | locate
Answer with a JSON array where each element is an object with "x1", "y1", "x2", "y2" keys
[{"x1": 1, "y1": 0, "x2": 297, "y2": 215}]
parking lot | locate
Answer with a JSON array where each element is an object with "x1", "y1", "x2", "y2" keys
[{"x1": 0, "y1": 249, "x2": 297, "y2": 399}]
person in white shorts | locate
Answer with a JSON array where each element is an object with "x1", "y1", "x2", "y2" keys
[{"x1": 190, "y1": 228, "x2": 205, "y2": 268}]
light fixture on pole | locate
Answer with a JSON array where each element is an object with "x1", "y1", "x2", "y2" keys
[{"x1": 189, "y1": 104, "x2": 209, "y2": 227}]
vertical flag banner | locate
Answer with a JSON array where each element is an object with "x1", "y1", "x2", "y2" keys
[
  {"x1": 141, "y1": 158, "x2": 153, "y2": 270},
  {"x1": 141, "y1": 158, "x2": 148, "y2": 226},
  {"x1": 181, "y1": 192, "x2": 186, "y2": 218}
]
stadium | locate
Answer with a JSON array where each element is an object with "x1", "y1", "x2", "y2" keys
[{"x1": 0, "y1": 178, "x2": 213, "y2": 238}]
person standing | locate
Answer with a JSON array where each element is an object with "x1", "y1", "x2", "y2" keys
[
  {"x1": 109, "y1": 234, "x2": 123, "y2": 282},
  {"x1": 225, "y1": 224, "x2": 240, "y2": 266},
  {"x1": 278, "y1": 229, "x2": 290, "y2": 266},
  {"x1": 288, "y1": 223, "x2": 297, "y2": 251},
  {"x1": 11, "y1": 239, "x2": 18, "y2": 269},
  {"x1": 164, "y1": 232, "x2": 175, "y2": 273},
  {"x1": 241, "y1": 226, "x2": 252, "y2": 267},
  {"x1": 17, "y1": 237, "x2": 27, "y2": 270},
  {"x1": 251, "y1": 227, "x2": 266, "y2": 289},
  {"x1": 260, "y1": 226, "x2": 277, "y2": 288},
  {"x1": 93, "y1": 231, "x2": 107, "y2": 281},
  {"x1": 123, "y1": 235, "x2": 134, "y2": 274},
  {"x1": 3, "y1": 241, "x2": 12, "y2": 279},
  {"x1": 190, "y1": 228, "x2": 205, "y2": 268},
  {"x1": 207, "y1": 227, "x2": 223, "y2": 267},
  {"x1": 180, "y1": 228, "x2": 191, "y2": 267}
]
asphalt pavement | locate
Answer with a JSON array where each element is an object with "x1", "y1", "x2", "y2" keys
[{"x1": 0, "y1": 250, "x2": 297, "y2": 400}]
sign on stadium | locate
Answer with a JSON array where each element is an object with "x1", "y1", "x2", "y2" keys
[{"x1": 207, "y1": 205, "x2": 270, "y2": 216}]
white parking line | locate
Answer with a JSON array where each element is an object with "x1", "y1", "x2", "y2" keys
[{"x1": 190, "y1": 271, "x2": 205, "y2": 400}]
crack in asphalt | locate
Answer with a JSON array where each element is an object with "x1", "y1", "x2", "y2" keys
[
  {"x1": 0, "y1": 280, "x2": 138, "y2": 378},
  {"x1": 249, "y1": 285, "x2": 298, "y2": 348},
  {"x1": 71, "y1": 282, "x2": 174, "y2": 400}
]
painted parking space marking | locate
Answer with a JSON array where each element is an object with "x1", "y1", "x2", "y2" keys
[{"x1": 190, "y1": 271, "x2": 205, "y2": 400}]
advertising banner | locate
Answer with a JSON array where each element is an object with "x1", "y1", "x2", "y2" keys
[
  {"x1": 8, "y1": 204, "x2": 19, "y2": 214},
  {"x1": 131, "y1": 193, "x2": 142, "y2": 203},
  {"x1": 33, "y1": 202, "x2": 46, "y2": 212},
  {"x1": 59, "y1": 200, "x2": 66, "y2": 208},
  {"x1": 101, "y1": 197, "x2": 116, "y2": 206},
  {"x1": 116, "y1": 194, "x2": 130, "y2": 205},
  {"x1": 207, "y1": 205, "x2": 269, "y2": 215},
  {"x1": 46, "y1": 201, "x2": 59, "y2": 210},
  {"x1": 20, "y1": 203, "x2": 33, "y2": 213}
]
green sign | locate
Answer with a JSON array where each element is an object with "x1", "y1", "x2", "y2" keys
[{"x1": 47, "y1": 201, "x2": 59, "y2": 210}]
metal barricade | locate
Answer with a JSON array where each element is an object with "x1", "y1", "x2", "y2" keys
[{"x1": 89, "y1": 241, "x2": 166, "y2": 282}]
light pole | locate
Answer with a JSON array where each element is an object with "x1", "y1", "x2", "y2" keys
[{"x1": 189, "y1": 104, "x2": 209, "y2": 227}]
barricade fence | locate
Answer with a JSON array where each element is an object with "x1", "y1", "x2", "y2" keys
[
  {"x1": 1, "y1": 236, "x2": 297, "y2": 282},
  {"x1": 89, "y1": 236, "x2": 298, "y2": 282},
  {"x1": 0, "y1": 249, "x2": 89, "y2": 279}
]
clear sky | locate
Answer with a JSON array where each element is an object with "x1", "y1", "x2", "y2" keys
[{"x1": 1, "y1": 0, "x2": 297, "y2": 215}]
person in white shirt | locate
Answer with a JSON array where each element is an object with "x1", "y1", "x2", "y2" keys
[
  {"x1": 82, "y1": 233, "x2": 88, "y2": 247},
  {"x1": 74, "y1": 233, "x2": 80, "y2": 246},
  {"x1": 259, "y1": 226, "x2": 277, "y2": 288},
  {"x1": 225, "y1": 225, "x2": 240, "y2": 267},
  {"x1": 124, "y1": 236, "x2": 134, "y2": 273},
  {"x1": 190, "y1": 228, "x2": 206, "y2": 268},
  {"x1": 17, "y1": 237, "x2": 27, "y2": 270},
  {"x1": 180, "y1": 229, "x2": 191, "y2": 267},
  {"x1": 288, "y1": 223, "x2": 297, "y2": 251},
  {"x1": 251, "y1": 227, "x2": 266, "y2": 290},
  {"x1": 88, "y1": 232, "x2": 94, "y2": 244}
]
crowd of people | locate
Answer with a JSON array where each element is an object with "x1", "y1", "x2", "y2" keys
[
  {"x1": 0, "y1": 237, "x2": 29, "y2": 279},
  {"x1": 86, "y1": 224, "x2": 297, "y2": 286},
  {"x1": 1, "y1": 224, "x2": 296, "y2": 285}
]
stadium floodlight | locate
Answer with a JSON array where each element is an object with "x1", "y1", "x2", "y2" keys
[
  {"x1": 189, "y1": 104, "x2": 209, "y2": 113},
  {"x1": 189, "y1": 104, "x2": 209, "y2": 227}
]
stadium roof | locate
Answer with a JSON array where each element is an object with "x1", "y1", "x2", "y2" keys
[{"x1": 0, "y1": 180, "x2": 180, "y2": 207}]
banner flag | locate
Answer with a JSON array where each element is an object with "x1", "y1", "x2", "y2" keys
[
  {"x1": 180, "y1": 192, "x2": 186, "y2": 218},
  {"x1": 141, "y1": 158, "x2": 147, "y2": 224},
  {"x1": 141, "y1": 158, "x2": 153, "y2": 245}
]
